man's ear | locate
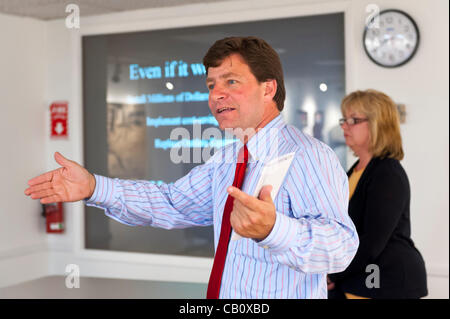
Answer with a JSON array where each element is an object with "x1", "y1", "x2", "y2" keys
[{"x1": 263, "y1": 79, "x2": 277, "y2": 101}]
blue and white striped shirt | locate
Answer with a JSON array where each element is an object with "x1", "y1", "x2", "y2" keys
[{"x1": 86, "y1": 114, "x2": 359, "y2": 299}]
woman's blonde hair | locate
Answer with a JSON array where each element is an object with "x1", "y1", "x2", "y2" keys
[{"x1": 341, "y1": 89, "x2": 404, "y2": 160}]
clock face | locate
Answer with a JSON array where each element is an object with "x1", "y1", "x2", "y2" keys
[{"x1": 363, "y1": 9, "x2": 419, "y2": 67}]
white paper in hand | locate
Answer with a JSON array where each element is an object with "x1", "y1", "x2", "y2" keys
[{"x1": 230, "y1": 152, "x2": 296, "y2": 241}]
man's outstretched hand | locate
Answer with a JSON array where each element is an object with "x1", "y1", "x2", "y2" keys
[{"x1": 24, "y1": 152, "x2": 96, "y2": 204}]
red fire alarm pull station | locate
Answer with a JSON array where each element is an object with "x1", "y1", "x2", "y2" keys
[
  {"x1": 43, "y1": 203, "x2": 65, "y2": 233},
  {"x1": 50, "y1": 102, "x2": 68, "y2": 138}
]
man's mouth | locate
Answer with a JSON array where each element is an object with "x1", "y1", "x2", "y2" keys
[{"x1": 217, "y1": 107, "x2": 236, "y2": 114}]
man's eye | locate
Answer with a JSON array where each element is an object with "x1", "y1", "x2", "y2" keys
[
  {"x1": 207, "y1": 84, "x2": 214, "y2": 90},
  {"x1": 228, "y1": 79, "x2": 236, "y2": 85}
]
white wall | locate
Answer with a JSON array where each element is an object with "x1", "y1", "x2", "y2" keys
[
  {"x1": 0, "y1": 0, "x2": 448, "y2": 298},
  {"x1": 0, "y1": 13, "x2": 49, "y2": 286},
  {"x1": 345, "y1": 0, "x2": 449, "y2": 298}
]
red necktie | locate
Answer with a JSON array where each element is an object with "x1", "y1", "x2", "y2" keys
[{"x1": 207, "y1": 144, "x2": 248, "y2": 299}]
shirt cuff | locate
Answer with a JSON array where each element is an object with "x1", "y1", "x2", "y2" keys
[
  {"x1": 84, "y1": 174, "x2": 116, "y2": 207},
  {"x1": 256, "y1": 212, "x2": 297, "y2": 253}
]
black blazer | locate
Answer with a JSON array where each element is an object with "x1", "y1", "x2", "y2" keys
[{"x1": 329, "y1": 157, "x2": 427, "y2": 298}]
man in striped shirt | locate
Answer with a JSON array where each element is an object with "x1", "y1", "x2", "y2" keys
[{"x1": 25, "y1": 36, "x2": 358, "y2": 298}]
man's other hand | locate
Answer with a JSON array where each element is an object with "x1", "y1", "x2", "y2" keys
[
  {"x1": 24, "y1": 152, "x2": 96, "y2": 204},
  {"x1": 228, "y1": 185, "x2": 276, "y2": 240}
]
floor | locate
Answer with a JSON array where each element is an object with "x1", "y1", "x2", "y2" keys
[{"x1": 0, "y1": 276, "x2": 207, "y2": 299}]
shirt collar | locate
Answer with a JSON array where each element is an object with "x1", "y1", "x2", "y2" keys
[{"x1": 235, "y1": 114, "x2": 286, "y2": 163}]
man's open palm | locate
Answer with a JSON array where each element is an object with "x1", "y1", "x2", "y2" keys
[{"x1": 24, "y1": 152, "x2": 96, "y2": 204}]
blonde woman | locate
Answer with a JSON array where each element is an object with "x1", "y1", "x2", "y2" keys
[{"x1": 328, "y1": 89, "x2": 427, "y2": 299}]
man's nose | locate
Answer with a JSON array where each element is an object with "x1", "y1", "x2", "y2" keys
[{"x1": 210, "y1": 85, "x2": 227, "y2": 101}]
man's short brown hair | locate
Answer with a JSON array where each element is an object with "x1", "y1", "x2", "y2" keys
[{"x1": 203, "y1": 36, "x2": 286, "y2": 111}]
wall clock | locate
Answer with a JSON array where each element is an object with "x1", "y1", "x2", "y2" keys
[{"x1": 363, "y1": 9, "x2": 420, "y2": 68}]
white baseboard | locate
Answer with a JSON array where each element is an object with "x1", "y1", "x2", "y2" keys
[
  {"x1": 427, "y1": 263, "x2": 449, "y2": 278},
  {"x1": 424, "y1": 275, "x2": 449, "y2": 299},
  {"x1": 48, "y1": 250, "x2": 212, "y2": 284},
  {"x1": 0, "y1": 248, "x2": 49, "y2": 288}
]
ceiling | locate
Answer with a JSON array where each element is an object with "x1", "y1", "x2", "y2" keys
[{"x1": 0, "y1": 0, "x2": 233, "y2": 20}]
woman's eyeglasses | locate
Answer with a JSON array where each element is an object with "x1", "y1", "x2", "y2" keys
[{"x1": 339, "y1": 117, "x2": 368, "y2": 126}]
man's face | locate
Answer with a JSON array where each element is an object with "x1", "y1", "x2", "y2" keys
[{"x1": 206, "y1": 53, "x2": 268, "y2": 132}]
